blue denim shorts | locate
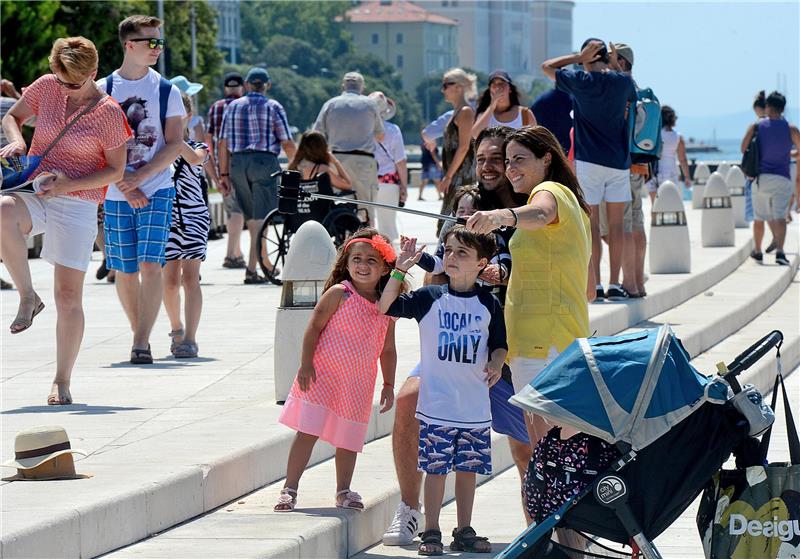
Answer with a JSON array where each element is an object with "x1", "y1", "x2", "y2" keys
[
  {"x1": 104, "y1": 187, "x2": 175, "y2": 273},
  {"x1": 418, "y1": 421, "x2": 492, "y2": 475}
]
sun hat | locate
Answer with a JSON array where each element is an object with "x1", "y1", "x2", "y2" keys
[
  {"x1": 169, "y1": 75, "x2": 203, "y2": 97},
  {"x1": 2, "y1": 426, "x2": 87, "y2": 470},
  {"x1": 245, "y1": 67, "x2": 270, "y2": 84},
  {"x1": 368, "y1": 91, "x2": 396, "y2": 121},
  {"x1": 612, "y1": 43, "x2": 634, "y2": 66},
  {"x1": 343, "y1": 71, "x2": 365, "y2": 91},
  {"x1": 223, "y1": 72, "x2": 244, "y2": 88},
  {"x1": 488, "y1": 70, "x2": 513, "y2": 84}
]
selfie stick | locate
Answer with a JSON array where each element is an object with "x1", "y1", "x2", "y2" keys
[{"x1": 300, "y1": 191, "x2": 464, "y2": 224}]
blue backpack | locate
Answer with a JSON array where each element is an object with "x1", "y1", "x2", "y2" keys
[
  {"x1": 105, "y1": 73, "x2": 172, "y2": 132},
  {"x1": 629, "y1": 87, "x2": 662, "y2": 164}
]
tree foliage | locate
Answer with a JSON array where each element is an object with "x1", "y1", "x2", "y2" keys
[
  {"x1": 240, "y1": 0, "x2": 352, "y2": 63},
  {"x1": 0, "y1": 0, "x2": 222, "y2": 107}
]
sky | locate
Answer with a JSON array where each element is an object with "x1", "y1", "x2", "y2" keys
[{"x1": 572, "y1": 1, "x2": 799, "y2": 138}]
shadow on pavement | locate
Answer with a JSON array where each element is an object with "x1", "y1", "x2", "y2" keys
[{"x1": 1, "y1": 404, "x2": 144, "y2": 415}]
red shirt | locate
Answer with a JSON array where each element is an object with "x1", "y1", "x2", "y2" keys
[{"x1": 22, "y1": 75, "x2": 132, "y2": 204}]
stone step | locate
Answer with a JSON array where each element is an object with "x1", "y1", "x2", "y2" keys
[{"x1": 102, "y1": 240, "x2": 796, "y2": 559}]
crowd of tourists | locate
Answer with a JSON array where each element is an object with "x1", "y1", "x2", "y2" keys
[{"x1": 1, "y1": 17, "x2": 798, "y2": 557}]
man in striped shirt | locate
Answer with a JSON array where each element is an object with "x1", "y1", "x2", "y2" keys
[{"x1": 218, "y1": 67, "x2": 296, "y2": 284}]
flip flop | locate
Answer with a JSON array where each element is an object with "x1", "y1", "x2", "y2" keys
[
  {"x1": 47, "y1": 382, "x2": 73, "y2": 406},
  {"x1": 10, "y1": 300, "x2": 45, "y2": 334}
]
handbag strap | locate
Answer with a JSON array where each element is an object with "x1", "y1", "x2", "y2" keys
[
  {"x1": 37, "y1": 94, "x2": 103, "y2": 161},
  {"x1": 759, "y1": 354, "x2": 800, "y2": 464}
]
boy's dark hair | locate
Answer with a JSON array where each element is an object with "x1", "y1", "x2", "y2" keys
[
  {"x1": 766, "y1": 91, "x2": 786, "y2": 113},
  {"x1": 119, "y1": 15, "x2": 162, "y2": 46},
  {"x1": 452, "y1": 184, "x2": 482, "y2": 212},
  {"x1": 444, "y1": 225, "x2": 496, "y2": 261}
]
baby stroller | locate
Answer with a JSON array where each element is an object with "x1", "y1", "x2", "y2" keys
[
  {"x1": 498, "y1": 325, "x2": 782, "y2": 559},
  {"x1": 257, "y1": 170, "x2": 364, "y2": 285}
]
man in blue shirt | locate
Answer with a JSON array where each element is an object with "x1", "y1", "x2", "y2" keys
[
  {"x1": 530, "y1": 87, "x2": 572, "y2": 155},
  {"x1": 542, "y1": 38, "x2": 637, "y2": 301}
]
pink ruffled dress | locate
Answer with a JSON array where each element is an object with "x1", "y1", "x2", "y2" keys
[{"x1": 279, "y1": 281, "x2": 394, "y2": 452}]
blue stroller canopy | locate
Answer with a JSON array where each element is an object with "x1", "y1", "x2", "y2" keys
[{"x1": 510, "y1": 326, "x2": 731, "y2": 450}]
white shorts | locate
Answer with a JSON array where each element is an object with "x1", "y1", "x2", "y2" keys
[
  {"x1": 575, "y1": 160, "x2": 632, "y2": 205},
  {"x1": 15, "y1": 193, "x2": 98, "y2": 272},
  {"x1": 752, "y1": 174, "x2": 792, "y2": 221},
  {"x1": 510, "y1": 347, "x2": 560, "y2": 389}
]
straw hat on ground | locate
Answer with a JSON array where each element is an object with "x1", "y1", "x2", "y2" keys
[{"x1": 2, "y1": 426, "x2": 88, "y2": 480}]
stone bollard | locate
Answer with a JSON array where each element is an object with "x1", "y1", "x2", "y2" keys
[
  {"x1": 726, "y1": 165, "x2": 748, "y2": 228},
  {"x1": 649, "y1": 181, "x2": 691, "y2": 273},
  {"x1": 716, "y1": 161, "x2": 732, "y2": 178},
  {"x1": 692, "y1": 162, "x2": 710, "y2": 209},
  {"x1": 701, "y1": 172, "x2": 735, "y2": 247},
  {"x1": 273, "y1": 221, "x2": 337, "y2": 404}
]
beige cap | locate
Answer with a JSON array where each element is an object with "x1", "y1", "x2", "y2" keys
[{"x1": 613, "y1": 43, "x2": 634, "y2": 66}]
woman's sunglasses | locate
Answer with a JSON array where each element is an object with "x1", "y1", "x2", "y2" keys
[
  {"x1": 55, "y1": 76, "x2": 87, "y2": 91},
  {"x1": 129, "y1": 38, "x2": 165, "y2": 50},
  {"x1": 441, "y1": 81, "x2": 457, "y2": 90}
]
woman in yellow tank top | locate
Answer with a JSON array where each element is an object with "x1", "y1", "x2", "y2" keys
[{"x1": 466, "y1": 126, "x2": 595, "y2": 447}]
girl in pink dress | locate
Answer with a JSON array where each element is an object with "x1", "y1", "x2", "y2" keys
[{"x1": 275, "y1": 228, "x2": 403, "y2": 512}]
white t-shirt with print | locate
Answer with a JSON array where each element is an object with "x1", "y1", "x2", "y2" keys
[{"x1": 97, "y1": 68, "x2": 185, "y2": 200}]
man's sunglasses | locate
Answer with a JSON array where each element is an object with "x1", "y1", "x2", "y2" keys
[
  {"x1": 55, "y1": 76, "x2": 87, "y2": 90},
  {"x1": 441, "y1": 81, "x2": 457, "y2": 89},
  {"x1": 129, "y1": 38, "x2": 165, "y2": 49}
]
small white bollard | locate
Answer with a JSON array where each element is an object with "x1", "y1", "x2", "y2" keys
[
  {"x1": 715, "y1": 161, "x2": 732, "y2": 178},
  {"x1": 694, "y1": 162, "x2": 710, "y2": 185},
  {"x1": 701, "y1": 172, "x2": 735, "y2": 247},
  {"x1": 726, "y1": 165, "x2": 748, "y2": 228},
  {"x1": 649, "y1": 181, "x2": 691, "y2": 273},
  {"x1": 692, "y1": 162, "x2": 710, "y2": 209},
  {"x1": 273, "y1": 221, "x2": 337, "y2": 404}
]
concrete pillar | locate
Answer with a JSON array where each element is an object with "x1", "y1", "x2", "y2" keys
[
  {"x1": 692, "y1": 162, "x2": 710, "y2": 209},
  {"x1": 701, "y1": 172, "x2": 735, "y2": 247},
  {"x1": 649, "y1": 181, "x2": 690, "y2": 273},
  {"x1": 726, "y1": 165, "x2": 748, "y2": 228},
  {"x1": 716, "y1": 161, "x2": 732, "y2": 178},
  {"x1": 273, "y1": 221, "x2": 337, "y2": 403}
]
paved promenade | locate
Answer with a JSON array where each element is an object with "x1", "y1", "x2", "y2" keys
[{"x1": 1, "y1": 194, "x2": 798, "y2": 558}]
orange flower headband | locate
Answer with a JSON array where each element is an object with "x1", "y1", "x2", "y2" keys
[{"x1": 344, "y1": 235, "x2": 396, "y2": 263}]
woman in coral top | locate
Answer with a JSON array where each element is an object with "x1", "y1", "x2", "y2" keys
[{"x1": 0, "y1": 37, "x2": 131, "y2": 405}]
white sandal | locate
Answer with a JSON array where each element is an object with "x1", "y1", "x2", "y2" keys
[
  {"x1": 274, "y1": 487, "x2": 297, "y2": 512},
  {"x1": 335, "y1": 489, "x2": 364, "y2": 510}
]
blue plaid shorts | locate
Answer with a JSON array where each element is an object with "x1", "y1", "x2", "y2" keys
[
  {"x1": 104, "y1": 187, "x2": 175, "y2": 273},
  {"x1": 418, "y1": 421, "x2": 492, "y2": 475}
]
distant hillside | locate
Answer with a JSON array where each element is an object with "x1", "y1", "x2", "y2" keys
[{"x1": 679, "y1": 107, "x2": 799, "y2": 141}]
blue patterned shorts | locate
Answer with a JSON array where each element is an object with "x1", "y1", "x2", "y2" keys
[
  {"x1": 104, "y1": 187, "x2": 175, "y2": 274},
  {"x1": 418, "y1": 421, "x2": 492, "y2": 475}
]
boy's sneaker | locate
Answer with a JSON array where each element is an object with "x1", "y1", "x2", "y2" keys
[
  {"x1": 765, "y1": 241, "x2": 777, "y2": 254},
  {"x1": 776, "y1": 252, "x2": 790, "y2": 266},
  {"x1": 595, "y1": 286, "x2": 606, "y2": 301},
  {"x1": 382, "y1": 501, "x2": 423, "y2": 545},
  {"x1": 606, "y1": 285, "x2": 630, "y2": 301},
  {"x1": 750, "y1": 250, "x2": 763, "y2": 263}
]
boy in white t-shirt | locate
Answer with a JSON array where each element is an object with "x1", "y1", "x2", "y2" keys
[
  {"x1": 97, "y1": 15, "x2": 186, "y2": 365},
  {"x1": 379, "y1": 227, "x2": 507, "y2": 555}
]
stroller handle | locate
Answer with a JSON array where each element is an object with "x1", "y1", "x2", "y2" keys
[{"x1": 723, "y1": 330, "x2": 783, "y2": 383}]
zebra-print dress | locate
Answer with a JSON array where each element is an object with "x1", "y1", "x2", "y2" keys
[{"x1": 165, "y1": 140, "x2": 211, "y2": 261}]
